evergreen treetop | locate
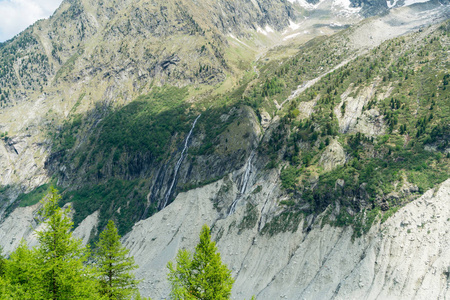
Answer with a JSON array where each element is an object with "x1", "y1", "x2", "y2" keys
[
  {"x1": 167, "y1": 224, "x2": 234, "y2": 300},
  {"x1": 95, "y1": 220, "x2": 140, "y2": 299}
]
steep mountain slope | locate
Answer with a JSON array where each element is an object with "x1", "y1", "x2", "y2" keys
[
  {"x1": 0, "y1": 0, "x2": 449, "y2": 298},
  {"x1": 0, "y1": 0, "x2": 304, "y2": 222},
  {"x1": 122, "y1": 175, "x2": 450, "y2": 299},
  {"x1": 0, "y1": 0, "x2": 448, "y2": 231},
  {"x1": 1, "y1": 142, "x2": 449, "y2": 299},
  {"x1": 0, "y1": 0, "x2": 349, "y2": 222}
]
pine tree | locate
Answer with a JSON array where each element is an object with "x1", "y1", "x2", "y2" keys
[
  {"x1": 35, "y1": 188, "x2": 101, "y2": 299},
  {"x1": 167, "y1": 224, "x2": 234, "y2": 300},
  {"x1": 95, "y1": 220, "x2": 139, "y2": 299}
]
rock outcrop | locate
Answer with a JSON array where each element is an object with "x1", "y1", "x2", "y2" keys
[
  {"x1": 121, "y1": 177, "x2": 450, "y2": 299},
  {"x1": 319, "y1": 139, "x2": 347, "y2": 171}
]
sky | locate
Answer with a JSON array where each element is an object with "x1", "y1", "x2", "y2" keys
[{"x1": 0, "y1": 0, "x2": 63, "y2": 42}]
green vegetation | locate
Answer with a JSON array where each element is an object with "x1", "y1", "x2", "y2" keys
[
  {"x1": 48, "y1": 84, "x2": 247, "y2": 236},
  {"x1": 280, "y1": 166, "x2": 301, "y2": 190},
  {"x1": 64, "y1": 178, "x2": 152, "y2": 237},
  {"x1": 253, "y1": 21, "x2": 450, "y2": 236},
  {"x1": 0, "y1": 189, "x2": 148, "y2": 300},
  {"x1": 240, "y1": 34, "x2": 354, "y2": 115},
  {"x1": 96, "y1": 220, "x2": 140, "y2": 299},
  {"x1": 55, "y1": 86, "x2": 191, "y2": 160},
  {"x1": 4, "y1": 15, "x2": 449, "y2": 254},
  {"x1": 238, "y1": 202, "x2": 259, "y2": 233},
  {"x1": 167, "y1": 224, "x2": 234, "y2": 299},
  {"x1": 97, "y1": 86, "x2": 190, "y2": 158},
  {"x1": 17, "y1": 183, "x2": 53, "y2": 207},
  {"x1": 261, "y1": 211, "x2": 304, "y2": 236},
  {"x1": 2, "y1": 188, "x2": 102, "y2": 299},
  {"x1": 0, "y1": 31, "x2": 50, "y2": 102},
  {"x1": 54, "y1": 48, "x2": 84, "y2": 82},
  {"x1": 381, "y1": 206, "x2": 400, "y2": 223}
]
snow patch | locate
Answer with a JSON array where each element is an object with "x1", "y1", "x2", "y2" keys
[
  {"x1": 403, "y1": 0, "x2": 431, "y2": 6},
  {"x1": 288, "y1": 0, "x2": 325, "y2": 10},
  {"x1": 283, "y1": 32, "x2": 302, "y2": 40},
  {"x1": 332, "y1": 0, "x2": 361, "y2": 13},
  {"x1": 265, "y1": 25, "x2": 274, "y2": 33},
  {"x1": 256, "y1": 26, "x2": 268, "y2": 36},
  {"x1": 387, "y1": 0, "x2": 399, "y2": 8},
  {"x1": 388, "y1": 0, "x2": 430, "y2": 7},
  {"x1": 288, "y1": 19, "x2": 301, "y2": 31},
  {"x1": 228, "y1": 33, "x2": 251, "y2": 48},
  {"x1": 282, "y1": 19, "x2": 306, "y2": 35},
  {"x1": 256, "y1": 25, "x2": 274, "y2": 36},
  {"x1": 330, "y1": 22, "x2": 343, "y2": 27}
]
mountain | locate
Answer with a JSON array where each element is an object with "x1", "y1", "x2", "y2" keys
[{"x1": 0, "y1": 0, "x2": 449, "y2": 298}]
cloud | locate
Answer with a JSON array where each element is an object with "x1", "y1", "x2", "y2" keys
[{"x1": 0, "y1": 0, "x2": 62, "y2": 42}]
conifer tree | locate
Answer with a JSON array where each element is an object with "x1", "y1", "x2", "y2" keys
[
  {"x1": 35, "y1": 187, "x2": 101, "y2": 299},
  {"x1": 167, "y1": 224, "x2": 234, "y2": 300},
  {"x1": 95, "y1": 220, "x2": 139, "y2": 299},
  {"x1": 1, "y1": 241, "x2": 34, "y2": 299},
  {"x1": 0, "y1": 275, "x2": 30, "y2": 300}
]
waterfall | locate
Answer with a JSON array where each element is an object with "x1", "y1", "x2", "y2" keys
[
  {"x1": 228, "y1": 150, "x2": 255, "y2": 216},
  {"x1": 162, "y1": 114, "x2": 201, "y2": 209}
]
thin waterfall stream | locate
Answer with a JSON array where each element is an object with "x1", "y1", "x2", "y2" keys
[
  {"x1": 162, "y1": 114, "x2": 201, "y2": 209},
  {"x1": 228, "y1": 150, "x2": 255, "y2": 216}
]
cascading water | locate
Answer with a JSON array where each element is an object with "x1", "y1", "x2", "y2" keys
[
  {"x1": 228, "y1": 150, "x2": 255, "y2": 216},
  {"x1": 162, "y1": 114, "x2": 201, "y2": 209}
]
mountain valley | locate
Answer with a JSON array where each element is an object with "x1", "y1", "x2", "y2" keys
[{"x1": 0, "y1": 0, "x2": 449, "y2": 298}]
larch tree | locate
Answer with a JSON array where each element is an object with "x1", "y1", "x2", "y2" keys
[
  {"x1": 95, "y1": 220, "x2": 139, "y2": 299},
  {"x1": 1, "y1": 241, "x2": 35, "y2": 299},
  {"x1": 35, "y1": 187, "x2": 101, "y2": 300},
  {"x1": 167, "y1": 224, "x2": 234, "y2": 300}
]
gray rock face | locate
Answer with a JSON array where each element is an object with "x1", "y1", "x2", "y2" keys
[
  {"x1": 0, "y1": 205, "x2": 38, "y2": 254},
  {"x1": 117, "y1": 176, "x2": 450, "y2": 299},
  {"x1": 1, "y1": 132, "x2": 449, "y2": 300},
  {"x1": 319, "y1": 139, "x2": 346, "y2": 171}
]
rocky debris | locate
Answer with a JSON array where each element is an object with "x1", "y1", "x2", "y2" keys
[
  {"x1": 351, "y1": 108, "x2": 386, "y2": 137},
  {"x1": 319, "y1": 139, "x2": 346, "y2": 172},
  {"x1": 119, "y1": 177, "x2": 450, "y2": 299},
  {"x1": 298, "y1": 99, "x2": 317, "y2": 119},
  {"x1": 0, "y1": 134, "x2": 49, "y2": 189},
  {"x1": 259, "y1": 110, "x2": 272, "y2": 130},
  {"x1": 0, "y1": 204, "x2": 99, "y2": 255},
  {"x1": 335, "y1": 178, "x2": 345, "y2": 189},
  {"x1": 0, "y1": 204, "x2": 38, "y2": 254},
  {"x1": 334, "y1": 80, "x2": 388, "y2": 137},
  {"x1": 399, "y1": 181, "x2": 419, "y2": 195},
  {"x1": 380, "y1": 200, "x2": 389, "y2": 211},
  {"x1": 1, "y1": 159, "x2": 449, "y2": 300},
  {"x1": 72, "y1": 210, "x2": 99, "y2": 245},
  {"x1": 335, "y1": 82, "x2": 376, "y2": 133}
]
